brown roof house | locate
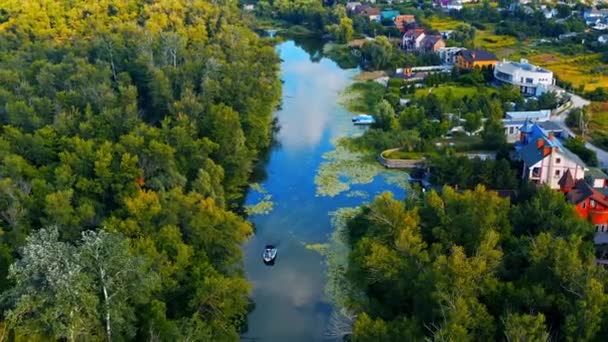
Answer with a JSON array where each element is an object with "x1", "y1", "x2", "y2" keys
[
  {"x1": 394, "y1": 15, "x2": 416, "y2": 32},
  {"x1": 421, "y1": 35, "x2": 445, "y2": 53}
]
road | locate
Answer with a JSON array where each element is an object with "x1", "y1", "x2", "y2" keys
[{"x1": 551, "y1": 92, "x2": 608, "y2": 168}]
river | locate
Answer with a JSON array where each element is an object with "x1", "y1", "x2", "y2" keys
[{"x1": 241, "y1": 40, "x2": 405, "y2": 341}]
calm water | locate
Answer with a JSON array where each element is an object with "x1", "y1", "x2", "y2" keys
[{"x1": 241, "y1": 40, "x2": 404, "y2": 341}]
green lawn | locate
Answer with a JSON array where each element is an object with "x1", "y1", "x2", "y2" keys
[
  {"x1": 383, "y1": 150, "x2": 425, "y2": 159},
  {"x1": 414, "y1": 84, "x2": 497, "y2": 100}
]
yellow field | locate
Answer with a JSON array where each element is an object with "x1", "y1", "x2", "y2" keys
[
  {"x1": 424, "y1": 16, "x2": 464, "y2": 31},
  {"x1": 528, "y1": 53, "x2": 608, "y2": 91},
  {"x1": 590, "y1": 102, "x2": 608, "y2": 133}
]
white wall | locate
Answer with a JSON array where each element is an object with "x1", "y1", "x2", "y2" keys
[{"x1": 527, "y1": 151, "x2": 585, "y2": 189}]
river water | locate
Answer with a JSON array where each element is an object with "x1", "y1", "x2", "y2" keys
[{"x1": 241, "y1": 40, "x2": 405, "y2": 341}]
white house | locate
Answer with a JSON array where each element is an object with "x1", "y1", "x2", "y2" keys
[
  {"x1": 505, "y1": 109, "x2": 551, "y2": 122},
  {"x1": 599, "y1": 35, "x2": 608, "y2": 44},
  {"x1": 494, "y1": 59, "x2": 554, "y2": 96},
  {"x1": 346, "y1": 2, "x2": 362, "y2": 11},
  {"x1": 515, "y1": 123, "x2": 586, "y2": 189},
  {"x1": 503, "y1": 119, "x2": 565, "y2": 143}
]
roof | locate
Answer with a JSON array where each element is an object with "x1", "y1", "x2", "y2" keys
[
  {"x1": 395, "y1": 15, "x2": 415, "y2": 23},
  {"x1": 403, "y1": 28, "x2": 425, "y2": 39},
  {"x1": 517, "y1": 123, "x2": 587, "y2": 168},
  {"x1": 356, "y1": 5, "x2": 380, "y2": 16},
  {"x1": 496, "y1": 59, "x2": 552, "y2": 74},
  {"x1": 566, "y1": 179, "x2": 608, "y2": 207},
  {"x1": 422, "y1": 35, "x2": 443, "y2": 48},
  {"x1": 456, "y1": 49, "x2": 498, "y2": 63},
  {"x1": 518, "y1": 140, "x2": 548, "y2": 166},
  {"x1": 586, "y1": 167, "x2": 608, "y2": 180},
  {"x1": 559, "y1": 169, "x2": 575, "y2": 189},
  {"x1": 520, "y1": 118, "x2": 533, "y2": 133},
  {"x1": 506, "y1": 110, "x2": 551, "y2": 121},
  {"x1": 537, "y1": 121, "x2": 563, "y2": 132}
]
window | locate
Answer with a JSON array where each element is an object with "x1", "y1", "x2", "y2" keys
[
  {"x1": 532, "y1": 167, "x2": 541, "y2": 177},
  {"x1": 556, "y1": 158, "x2": 561, "y2": 164},
  {"x1": 509, "y1": 127, "x2": 514, "y2": 134},
  {"x1": 555, "y1": 170, "x2": 560, "y2": 176},
  {"x1": 582, "y1": 202, "x2": 587, "y2": 209},
  {"x1": 591, "y1": 199, "x2": 597, "y2": 208}
]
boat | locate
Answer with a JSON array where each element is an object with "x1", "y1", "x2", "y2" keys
[
  {"x1": 352, "y1": 114, "x2": 375, "y2": 125},
  {"x1": 262, "y1": 245, "x2": 277, "y2": 265}
]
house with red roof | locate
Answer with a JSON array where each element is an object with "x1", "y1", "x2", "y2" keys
[{"x1": 564, "y1": 178, "x2": 608, "y2": 232}]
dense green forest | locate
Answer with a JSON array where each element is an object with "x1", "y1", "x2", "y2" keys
[
  {"x1": 340, "y1": 186, "x2": 608, "y2": 341},
  {"x1": 0, "y1": 0, "x2": 281, "y2": 340}
]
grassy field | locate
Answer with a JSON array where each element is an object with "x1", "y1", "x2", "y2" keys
[
  {"x1": 590, "y1": 102, "x2": 608, "y2": 133},
  {"x1": 383, "y1": 150, "x2": 425, "y2": 159},
  {"x1": 414, "y1": 84, "x2": 497, "y2": 99}
]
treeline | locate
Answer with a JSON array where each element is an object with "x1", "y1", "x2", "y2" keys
[
  {"x1": 0, "y1": 0, "x2": 280, "y2": 340},
  {"x1": 342, "y1": 186, "x2": 606, "y2": 341}
]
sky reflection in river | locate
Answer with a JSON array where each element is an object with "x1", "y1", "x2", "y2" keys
[{"x1": 241, "y1": 40, "x2": 405, "y2": 342}]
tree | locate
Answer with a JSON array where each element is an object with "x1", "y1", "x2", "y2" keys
[
  {"x1": 337, "y1": 17, "x2": 354, "y2": 44},
  {"x1": 502, "y1": 313, "x2": 550, "y2": 342},
  {"x1": 463, "y1": 112, "x2": 482, "y2": 135},
  {"x1": 372, "y1": 100, "x2": 397, "y2": 131},
  {"x1": 3, "y1": 227, "x2": 99, "y2": 341},
  {"x1": 79, "y1": 229, "x2": 159, "y2": 341},
  {"x1": 481, "y1": 117, "x2": 507, "y2": 150}
]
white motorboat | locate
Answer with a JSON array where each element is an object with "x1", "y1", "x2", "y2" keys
[{"x1": 262, "y1": 245, "x2": 277, "y2": 265}]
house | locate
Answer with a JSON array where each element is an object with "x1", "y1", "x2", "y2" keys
[
  {"x1": 542, "y1": 6, "x2": 557, "y2": 19},
  {"x1": 437, "y1": 46, "x2": 465, "y2": 65},
  {"x1": 421, "y1": 35, "x2": 445, "y2": 52},
  {"x1": 514, "y1": 122, "x2": 587, "y2": 189},
  {"x1": 402, "y1": 29, "x2": 426, "y2": 51},
  {"x1": 594, "y1": 23, "x2": 608, "y2": 30},
  {"x1": 354, "y1": 5, "x2": 381, "y2": 22},
  {"x1": 454, "y1": 49, "x2": 498, "y2": 69},
  {"x1": 494, "y1": 59, "x2": 555, "y2": 96},
  {"x1": 243, "y1": 4, "x2": 255, "y2": 11},
  {"x1": 505, "y1": 109, "x2": 551, "y2": 122},
  {"x1": 346, "y1": 2, "x2": 362, "y2": 12},
  {"x1": 564, "y1": 178, "x2": 608, "y2": 232},
  {"x1": 394, "y1": 15, "x2": 415, "y2": 32},
  {"x1": 447, "y1": 0, "x2": 464, "y2": 11},
  {"x1": 599, "y1": 35, "x2": 608, "y2": 44},
  {"x1": 586, "y1": 167, "x2": 608, "y2": 188},
  {"x1": 381, "y1": 9, "x2": 400, "y2": 22},
  {"x1": 503, "y1": 119, "x2": 563, "y2": 144}
]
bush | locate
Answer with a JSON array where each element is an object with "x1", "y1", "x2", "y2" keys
[{"x1": 564, "y1": 137, "x2": 599, "y2": 167}]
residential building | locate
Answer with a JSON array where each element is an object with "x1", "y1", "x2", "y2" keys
[
  {"x1": 542, "y1": 6, "x2": 557, "y2": 19},
  {"x1": 494, "y1": 59, "x2": 555, "y2": 96},
  {"x1": 421, "y1": 35, "x2": 445, "y2": 52},
  {"x1": 599, "y1": 34, "x2": 608, "y2": 44},
  {"x1": 447, "y1": 0, "x2": 464, "y2": 11},
  {"x1": 505, "y1": 109, "x2": 551, "y2": 122},
  {"x1": 354, "y1": 5, "x2": 381, "y2": 21},
  {"x1": 503, "y1": 119, "x2": 564, "y2": 144},
  {"x1": 402, "y1": 29, "x2": 445, "y2": 52},
  {"x1": 564, "y1": 178, "x2": 608, "y2": 232},
  {"x1": 394, "y1": 15, "x2": 415, "y2": 32},
  {"x1": 515, "y1": 122, "x2": 586, "y2": 189},
  {"x1": 381, "y1": 9, "x2": 400, "y2": 22},
  {"x1": 587, "y1": 167, "x2": 608, "y2": 188},
  {"x1": 454, "y1": 49, "x2": 498, "y2": 69},
  {"x1": 402, "y1": 29, "x2": 426, "y2": 51},
  {"x1": 346, "y1": 2, "x2": 362, "y2": 12},
  {"x1": 437, "y1": 47, "x2": 465, "y2": 65}
]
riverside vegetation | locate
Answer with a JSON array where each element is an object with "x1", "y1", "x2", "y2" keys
[{"x1": 0, "y1": 0, "x2": 281, "y2": 340}]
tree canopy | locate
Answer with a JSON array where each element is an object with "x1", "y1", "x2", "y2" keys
[
  {"x1": 0, "y1": 0, "x2": 281, "y2": 340},
  {"x1": 342, "y1": 186, "x2": 606, "y2": 341}
]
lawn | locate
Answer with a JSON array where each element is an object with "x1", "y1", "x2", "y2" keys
[
  {"x1": 414, "y1": 84, "x2": 497, "y2": 100},
  {"x1": 424, "y1": 16, "x2": 464, "y2": 31},
  {"x1": 383, "y1": 150, "x2": 425, "y2": 160}
]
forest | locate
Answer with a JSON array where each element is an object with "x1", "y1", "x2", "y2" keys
[
  {"x1": 341, "y1": 186, "x2": 608, "y2": 341},
  {"x1": 0, "y1": 0, "x2": 281, "y2": 340}
]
